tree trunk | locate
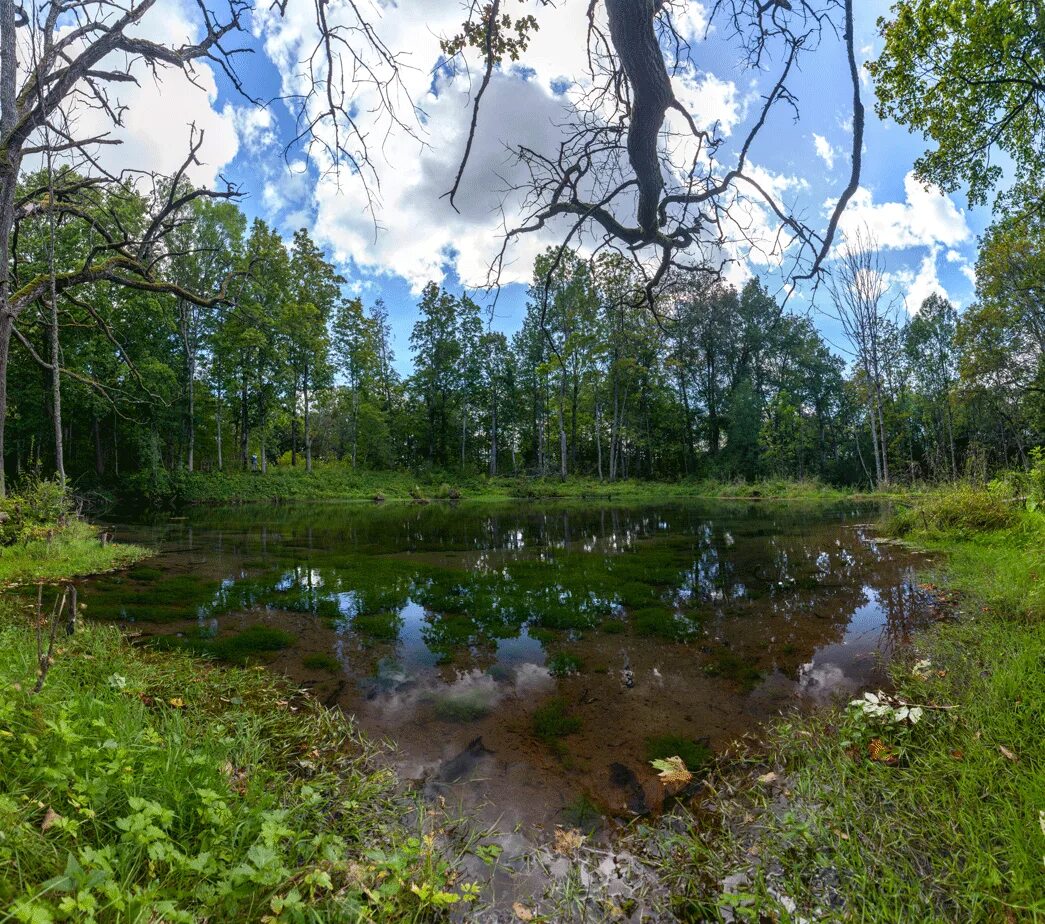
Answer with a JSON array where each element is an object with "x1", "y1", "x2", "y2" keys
[
  {"x1": 558, "y1": 371, "x2": 567, "y2": 480},
  {"x1": 351, "y1": 384, "x2": 359, "y2": 468},
  {"x1": 303, "y1": 362, "x2": 312, "y2": 473},
  {"x1": 489, "y1": 389, "x2": 498, "y2": 477},
  {"x1": 0, "y1": 0, "x2": 18, "y2": 497},
  {"x1": 594, "y1": 398, "x2": 603, "y2": 481},
  {"x1": 215, "y1": 387, "x2": 223, "y2": 471},
  {"x1": 291, "y1": 375, "x2": 298, "y2": 466},
  {"x1": 186, "y1": 351, "x2": 195, "y2": 472},
  {"x1": 92, "y1": 415, "x2": 104, "y2": 476},
  {"x1": 240, "y1": 373, "x2": 249, "y2": 471}
]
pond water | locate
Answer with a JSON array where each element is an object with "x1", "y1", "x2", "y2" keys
[{"x1": 83, "y1": 499, "x2": 930, "y2": 837}]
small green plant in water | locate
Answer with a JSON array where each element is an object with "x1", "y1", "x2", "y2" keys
[
  {"x1": 434, "y1": 690, "x2": 491, "y2": 722},
  {"x1": 547, "y1": 651, "x2": 583, "y2": 676},
  {"x1": 302, "y1": 652, "x2": 341, "y2": 672},
  {"x1": 533, "y1": 698, "x2": 581, "y2": 744}
]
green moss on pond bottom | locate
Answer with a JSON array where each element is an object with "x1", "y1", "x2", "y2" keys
[
  {"x1": 533, "y1": 698, "x2": 581, "y2": 744},
  {"x1": 433, "y1": 690, "x2": 491, "y2": 722},
  {"x1": 351, "y1": 611, "x2": 402, "y2": 641},
  {"x1": 547, "y1": 651, "x2": 583, "y2": 676},
  {"x1": 148, "y1": 625, "x2": 295, "y2": 664},
  {"x1": 302, "y1": 652, "x2": 341, "y2": 672},
  {"x1": 701, "y1": 650, "x2": 762, "y2": 690}
]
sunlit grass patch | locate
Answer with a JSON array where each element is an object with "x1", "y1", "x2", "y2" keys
[{"x1": 0, "y1": 520, "x2": 147, "y2": 584}]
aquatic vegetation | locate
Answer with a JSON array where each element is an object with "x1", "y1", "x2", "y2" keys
[
  {"x1": 702, "y1": 649, "x2": 763, "y2": 690},
  {"x1": 150, "y1": 625, "x2": 295, "y2": 664},
  {"x1": 532, "y1": 698, "x2": 581, "y2": 744},
  {"x1": 352, "y1": 610, "x2": 402, "y2": 641},
  {"x1": 127, "y1": 565, "x2": 163, "y2": 582},
  {"x1": 302, "y1": 652, "x2": 341, "y2": 672},
  {"x1": 547, "y1": 651, "x2": 583, "y2": 676},
  {"x1": 434, "y1": 690, "x2": 491, "y2": 722}
]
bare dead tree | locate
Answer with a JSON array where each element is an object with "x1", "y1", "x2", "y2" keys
[
  {"x1": 442, "y1": 0, "x2": 863, "y2": 304},
  {"x1": 828, "y1": 226, "x2": 899, "y2": 486}
]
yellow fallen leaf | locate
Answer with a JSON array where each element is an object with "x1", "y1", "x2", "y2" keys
[
  {"x1": 168, "y1": 697, "x2": 185, "y2": 708},
  {"x1": 757, "y1": 771, "x2": 778, "y2": 784},
  {"x1": 651, "y1": 755, "x2": 693, "y2": 786},
  {"x1": 513, "y1": 902, "x2": 534, "y2": 921}
]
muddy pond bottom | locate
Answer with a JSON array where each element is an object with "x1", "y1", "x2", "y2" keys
[{"x1": 84, "y1": 499, "x2": 930, "y2": 836}]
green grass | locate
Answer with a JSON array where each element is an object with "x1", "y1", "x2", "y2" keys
[
  {"x1": 0, "y1": 616, "x2": 483, "y2": 923},
  {"x1": 143, "y1": 462, "x2": 853, "y2": 506},
  {"x1": 648, "y1": 494, "x2": 1045, "y2": 921},
  {"x1": 0, "y1": 519, "x2": 147, "y2": 584}
]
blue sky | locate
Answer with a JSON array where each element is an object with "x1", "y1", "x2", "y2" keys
[{"x1": 145, "y1": 0, "x2": 988, "y2": 375}]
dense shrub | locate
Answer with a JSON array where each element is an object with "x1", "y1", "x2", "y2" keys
[{"x1": 0, "y1": 478, "x2": 72, "y2": 545}]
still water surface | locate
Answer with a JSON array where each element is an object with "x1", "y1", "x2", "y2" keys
[{"x1": 84, "y1": 499, "x2": 929, "y2": 833}]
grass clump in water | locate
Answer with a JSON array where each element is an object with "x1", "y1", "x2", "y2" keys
[
  {"x1": 302, "y1": 652, "x2": 341, "y2": 672},
  {"x1": 434, "y1": 690, "x2": 491, "y2": 723},
  {"x1": 210, "y1": 625, "x2": 295, "y2": 663},
  {"x1": 533, "y1": 698, "x2": 581, "y2": 744},
  {"x1": 702, "y1": 650, "x2": 762, "y2": 690},
  {"x1": 547, "y1": 651, "x2": 583, "y2": 676},
  {"x1": 352, "y1": 611, "x2": 402, "y2": 641}
]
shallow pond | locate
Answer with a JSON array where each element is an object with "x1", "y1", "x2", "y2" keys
[{"x1": 83, "y1": 499, "x2": 929, "y2": 836}]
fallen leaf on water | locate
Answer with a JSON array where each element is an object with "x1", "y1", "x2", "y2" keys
[
  {"x1": 513, "y1": 902, "x2": 534, "y2": 921},
  {"x1": 757, "y1": 771, "x2": 778, "y2": 785},
  {"x1": 553, "y1": 827, "x2": 584, "y2": 855},
  {"x1": 41, "y1": 807, "x2": 62, "y2": 832},
  {"x1": 998, "y1": 745, "x2": 1018, "y2": 762},
  {"x1": 650, "y1": 756, "x2": 693, "y2": 786}
]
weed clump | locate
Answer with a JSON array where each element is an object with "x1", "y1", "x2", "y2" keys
[
  {"x1": 547, "y1": 651, "x2": 583, "y2": 676},
  {"x1": 434, "y1": 690, "x2": 490, "y2": 722},
  {"x1": 533, "y1": 698, "x2": 581, "y2": 743},
  {"x1": 352, "y1": 611, "x2": 402, "y2": 641},
  {"x1": 302, "y1": 652, "x2": 341, "y2": 672},
  {"x1": 889, "y1": 485, "x2": 1016, "y2": 537}
]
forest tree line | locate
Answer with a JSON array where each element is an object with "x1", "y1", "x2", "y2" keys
[{"x1": 5, "y1": 170, "x2": 1043, "y2": 492}]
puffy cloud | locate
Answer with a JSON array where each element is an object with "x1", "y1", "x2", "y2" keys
[
  {"x1": 54, "y1": 0, "x2": 243, "y2": 189},
  {"x1": 813, "y1": 133, "x2": 836, "y2": 170},
  {"x1": 890, "y1": 246, "x2": 949, "y2": 313},
  {"x1": 837, "y1": 171, "x2": 971, "y2": 251}
]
